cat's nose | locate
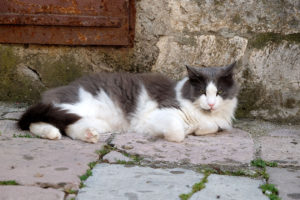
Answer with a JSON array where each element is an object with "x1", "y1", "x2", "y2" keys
[{"x1": 208, "y1": 103, "x2": 215, "y2": 109}]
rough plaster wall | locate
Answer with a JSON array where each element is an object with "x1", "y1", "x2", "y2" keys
[
  {"x1": 0, "y1": 0, "x2": 299, "y2": 122},
  {"x1": 149, "y1": 0, "x2": 300, "y2": 123}
]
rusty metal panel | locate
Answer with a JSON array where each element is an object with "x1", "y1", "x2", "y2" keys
[{"x1": 0, "y1": 0, "x2": 135, "y2": 46}]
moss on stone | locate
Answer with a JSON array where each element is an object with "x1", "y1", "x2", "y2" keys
[
  {"x1": 0, "y1": 45, "x2": 42, "y2": 103},
  {"x1": 249, "y1": 33, "x2": 300, "y2": 49},
  {"x1": 177, "y1": 36, "x2": 197, "y2": 47},
  {"x1": 213, "y1": 0, "x2": 223, "y2": 6},
  {"x1": 284, "y1": 98, "x2": 296, "y2": 109},
  {"x1": 236, "y1": 84, "x2": 265, "y2": 118},
  {"x1": 232, "y1": 14, "x2": 242, "y2": 24},
  {"x1": 100, "y1": 49, "x2": 136, "y2": 72},
  {"x1": 35, "y1": 55, "x2": 84, "y2": 88},
  {"x1": 193, "y1": 0, "x2": 204, "y2": 8}
]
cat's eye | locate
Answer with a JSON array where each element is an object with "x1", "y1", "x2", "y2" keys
[{"x1": 217, "y1": 90, "x2": 223, "y2": 95}]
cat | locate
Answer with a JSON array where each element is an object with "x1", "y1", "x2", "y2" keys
[{"x1": 18, "y1": 62, "x2": 238, "y2": 143}]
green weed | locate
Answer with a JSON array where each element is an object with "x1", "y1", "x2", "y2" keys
[
  {"x1": 65, "y1": 189, "x2": 78, "y2": 194},
  {"x1": 88, "y1": 161, "x2": 97, "y2": 169},
  {"x1": 179, "y1": 171, "x2": 210, "y2": 200},
  {"x1": 251, "y1": 158, "x2": 278, "y2": 168},
  {"x1": 78, "y1": 160, "x2": 99, "y2": 188},
  {"x1": 260, "y1": 184, "x2": 281, "y2": 200},
  {"x1": 13, "y1": 133, "x2": 40, "y2": 138},
  {"x1": 96, "y1": 145, "x2": 115, "y2": 157},
  {"x1": 0, "y1": 180, "x2": 19, "y2": 185},
  {"x1": 79, "y1": 169, "x2": 92, "y2": 182}
]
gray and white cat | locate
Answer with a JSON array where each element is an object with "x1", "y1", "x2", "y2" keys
[{"x1": 18, "y1": 62, "x2": 238, "y2": 143}]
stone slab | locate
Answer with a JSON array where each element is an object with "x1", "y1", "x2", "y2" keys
[
  {"x1": 112, "y1": 129, "x2": 254, "y2": 166},
  {"x1": 77, "y1": 164, "x2": 203, "y2": 200},
  {"x1": 267, "y1": 167, "x2": 300, "y2": 200},
  {"x1": 2, "y1": 112, "x2": 23, "y2": 120},
  {"x1": 0, "y1": 138, "x2": 101, "y2": 190},
  {"x1": 0, "y1": 186, "x2": 64, "y2": 200},
  {"x1": 268, "y1": 129, "x2": 300, "y2": 138},
  {"x1": 0, "y1": 120, "x2": 31, "y2": 138},
  {"x1": 0, "y1": 102, "x2": 27, "y2": 115},
  {"x1": 259, "y1": 129, "x2": 300, "y2": 166},
  {"x1": 190, "y1": 174, "x2": 268, "y2": 200},
  {"x1": 102, "y1": 151, "x2": 133, "y2": 164},
  {"x1": 234, "y1": 120, "x2": 300, "y2": 138}
]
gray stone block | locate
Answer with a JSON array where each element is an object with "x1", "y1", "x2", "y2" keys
[
  {"x1": 260, "y1": 129, "x2": 300, "y2": 167},
  {"x1": 0, "y1": 120, "x2": 30, "y2": 138},
  {"x1": 0, "y1": 138, "x2": 101, "y2": 190},
  {"x1": 267, "y1": 167, "x2": 300, "y2": 200},
  {"x1": 112, "y1": 129, "x2": 254, "y2": 166},
  {"x1": 77, "y1": 164, "x2": 203, "y2": 200},
  {"x1": 0, "y1": 186, "x2": 64, "y2": 200},
  {"x1": 190, "y1": 175, "x2": 268, "y2": 200},
  {"x1": 102, "y1": 151, "x2": 133, "y2": 163}
]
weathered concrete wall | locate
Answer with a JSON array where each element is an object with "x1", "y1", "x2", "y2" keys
[{"x1": 0, "y1": 0, "x2": 299, "y2": 123}]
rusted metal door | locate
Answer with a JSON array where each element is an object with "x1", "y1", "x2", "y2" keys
[{"x1": 0, "y1": 0, "x2": 135, "y2": 46}]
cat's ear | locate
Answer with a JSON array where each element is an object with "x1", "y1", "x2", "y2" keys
[
  {"x1": 223, "y1": 61, "x2": 236, "y2": 75},
  {"x1": 219, "y1": 62, "x2": 236, "y2": 85},
  {"x1": 185, "y1": 65, "x2": 200, "y2": 81}
]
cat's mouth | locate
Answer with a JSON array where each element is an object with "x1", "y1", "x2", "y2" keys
[{"x1": 202, "y1": 108, "x2": 213, "y2": 113}]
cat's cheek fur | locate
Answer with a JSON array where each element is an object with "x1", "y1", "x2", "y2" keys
[
  {"x1": 212, "y1": 96, "x2": 223, "y2": 110},
  {"x1": 198, "y1": 95, "x2": 210, "y2": 110}
]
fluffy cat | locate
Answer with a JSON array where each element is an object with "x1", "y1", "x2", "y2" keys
[{"x1": 18, "y1": 62, "x2": 238, "y2": 143}]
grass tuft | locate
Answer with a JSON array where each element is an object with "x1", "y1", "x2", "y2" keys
[
  {"x1": 88, "y1": 161, "x2": 97, "y2": 169},
  {"x1": 0, "y1": 180, "x2": 19, "y2": 185},
  {"x1": 79, "y1": 182, "x2": 86, "y2": 189},
  {"x1": 79, "y1": 169, "x2": 92, "y2": 182},
  {"x1": 251, "y1": 158, "x2": 278, "y2": 168},
  {"x1": 13, "y1": 133, "x2": 40, "y2": 138},
  {"x1": 78, "y1": 161, "x2": 99, "y2": 188},
  {"x1": 116, "y1": 160, "x2": 135, "y2": 165},
  {"x1": 65, "y1": 189, "x2": 78, "y2": 195},
  {"x1": 179, "y1": 171, "x2": 210, "y2": 200},
  {"x1": 260, "y1": 184, "x2": 281, "y2": 200},
  {"x1": 96, "y1": 145, "x2": 115, "y2": 158}
]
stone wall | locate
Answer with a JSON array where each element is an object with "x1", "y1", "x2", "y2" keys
[{"x1": 0, "y1": 0, "x2": 299, "y2": 123}]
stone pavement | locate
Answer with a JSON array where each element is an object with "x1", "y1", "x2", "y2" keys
[{"x1": 0, "y1": 102, "x2": 299, "y2": 200}]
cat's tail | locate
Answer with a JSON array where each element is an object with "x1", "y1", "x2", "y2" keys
[{"x1": 18, "y1": 103, "x2": 81, "y2": 134}]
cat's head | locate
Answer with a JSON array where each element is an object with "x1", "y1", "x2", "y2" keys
[{"x1": 182, "y1": 62, "x2": 238, "y2": 112}]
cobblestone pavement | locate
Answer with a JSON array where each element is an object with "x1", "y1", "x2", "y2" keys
[{"x1": 0, "y1": 102, "x2": 299, "y2": 200}]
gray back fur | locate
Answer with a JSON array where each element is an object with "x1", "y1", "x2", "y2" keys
[{"x1": 42, "y1": 72, "x2": 179, "y2": 115}]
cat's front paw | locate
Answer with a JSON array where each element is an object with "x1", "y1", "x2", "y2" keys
[
  {"x1": 83, "y1": 128, "x2": 99, "y2": 143},
  {"x1": 164, "y1": 133, "x2": 185, "y2": 143},
  {"x1": 194, "y1": 126, "x2": 218, "y2": 135}
]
